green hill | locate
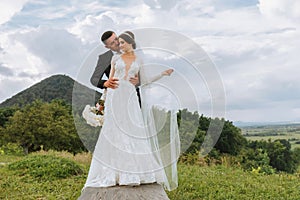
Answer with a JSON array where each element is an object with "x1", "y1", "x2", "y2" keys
[{"x1": 0, "y1": 74, "x2": 101, "y2": 110}]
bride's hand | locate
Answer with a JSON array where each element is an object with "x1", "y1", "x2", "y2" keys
[
  {"x1": 162, "y1": 69, "x2": 174, "y2": 76},
  {"x1": 129, "y1": 74, "x2": 139, "y2": 86}
]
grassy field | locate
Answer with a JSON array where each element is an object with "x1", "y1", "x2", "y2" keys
[
  {"x1": 1, "y1": 151, "x2": 300, "y2": 200},
  {"x1": 241, "y1": 123, "x2": 300, "y2": 149}
]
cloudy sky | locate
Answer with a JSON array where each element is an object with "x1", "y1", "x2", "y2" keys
[{"x1": 0, "y1": 0, "x2": 299, "y2": 123}]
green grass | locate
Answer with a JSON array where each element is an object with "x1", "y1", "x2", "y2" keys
[
  {"x1": 167, "y1": 164, "x2": 300, "y2": 200},
  {"x1": 8, "y1": 155, "x2": 84, "y2": 180},
  {"x1": 0, "y1": 167, "x2": 85, "y2": 200},
  {"x1": 0, "y1": 154, "x2": 24, "y2": 163},
  {"x1": 1, "y1": 151, "x2": 300, "y2": 200}
]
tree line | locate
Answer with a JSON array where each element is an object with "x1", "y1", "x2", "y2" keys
[{"x1": 0, "y1": 100, "x2": 299, "y2": 174}]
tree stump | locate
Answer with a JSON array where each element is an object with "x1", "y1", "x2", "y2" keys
[{"x1": 78, "y1": 183, "x2": 170, "y2": 200}]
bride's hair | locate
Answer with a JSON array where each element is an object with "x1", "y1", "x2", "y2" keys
[{"x1": 119, "y1": 31, "x2": 136, "y2": 49}]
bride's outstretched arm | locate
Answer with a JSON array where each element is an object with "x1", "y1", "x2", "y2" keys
[{"x1": 139, "y1": 64, "x2": 174, "y2": 85}]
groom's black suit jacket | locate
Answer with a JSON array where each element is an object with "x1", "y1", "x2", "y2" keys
[
  {"x1": 90, "y1": 50, "x2": 141, "y2": 106},
  {"x1": 90, "y1": 50, "x2": 113, "y2": 89}
]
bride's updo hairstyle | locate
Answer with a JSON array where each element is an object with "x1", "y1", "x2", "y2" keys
[{"x1": 119, "y1": 31, "x2": 136, "y2": 49}]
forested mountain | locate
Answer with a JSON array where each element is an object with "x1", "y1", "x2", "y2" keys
[{"x1": 0, "y1": 74, "x2": 101, "y2": 108}]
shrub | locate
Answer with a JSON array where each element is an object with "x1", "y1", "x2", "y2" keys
[
  {"x1": 179, "y1": 152, "x2": 208, "y2": 166},
  {"x1": 8, "y1": 154, "x2": 83, "y2": 181},
  {"x1": 0, "y1": 143, "x2": 23, "y2": 156},
  {"x1": 179, "y1": 150, "x2": 222, "y2": 166},
  {"x1": 238, "y1": 148, "x2": 275, "y2": 175},
  {"x1": 267, "y1": 139, "x2": 298, "y2": 173}
]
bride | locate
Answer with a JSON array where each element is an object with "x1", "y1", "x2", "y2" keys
[{"x1": 83, "y1": 31, "x2": 180, "y2": 191}]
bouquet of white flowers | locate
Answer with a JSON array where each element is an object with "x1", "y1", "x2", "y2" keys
[{"x1": 82, "y1": 89, "x2": 107, "y2": 127}]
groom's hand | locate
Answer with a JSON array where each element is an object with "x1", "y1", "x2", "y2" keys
[
  {"x1": 104, "y1": 78, "x2": 119, "y2": 89},
  {"x1": 129, "y1": 75, "x2": 139, "y2": 86}
]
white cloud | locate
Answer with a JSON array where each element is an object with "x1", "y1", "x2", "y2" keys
[
  {"x1": 0, "y1": 29, "x2": 48, "y2": 102},
  {"x1": 0, "y1": 0, "x2": 300, "y2": 122},
  {"x1": 68, "y1": 12, "x2": 117, "y2": 44},
  {"x1": 13, "y1": 26, "x2": 90, "y2": 75},
  {"x1": 29, "y1": 5, "x2": 76, "y2": 20},
  {"x1": 0, "y1": 30, "x2": 46, "y2": 77},
  {"x1": 0, "y1": 64, "x2": 14, "y2": 76},
  {"x1": 258, "y1": 0, "x2": 300, "y2": 20},
  {"x1": 0, "y1": 25, "x2": 94, "y2": 102},
  {"x1": 0, "y1": 0, "x2": 30, "y2": 25},
  {"x1": 228, "y1": 101, "x2": 300, "y2": 123},
  {"x1": 167, "y1": 1, "x2": 300, "y2": 122},
  {"x1": 142, "y1": 0, "x2": 178, "y2": 10},
  {"x1": 0, "y1": 76, "x2": 34, "y2": 102},
  {"x1": 134, "y1": 5, "x2": 180, "y2": 28}
]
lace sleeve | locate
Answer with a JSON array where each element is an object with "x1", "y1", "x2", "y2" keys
[
  {"x1": 109, "y1": 54, "x2": 119, "y2": 78},
  {"x1": 111, "y1": 54, "x2": 119, "y2": 68}
]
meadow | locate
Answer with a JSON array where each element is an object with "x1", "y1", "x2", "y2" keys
[
  {"x1": 241, "y1": 123, "x2": 300, "y2": 149},
  {"x1": 1, "y1": 82, "x2": 300, "y2": 199},
  {"x1": 1, "y1": 150, "x2": 299, "y2": 200}
]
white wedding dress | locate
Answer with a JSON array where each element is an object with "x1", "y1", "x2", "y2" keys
[{"x1": 84, "y1": 53, "x2": 180, "y2": 191}]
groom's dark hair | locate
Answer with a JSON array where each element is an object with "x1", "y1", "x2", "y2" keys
[{"x1": 101, "y1": 31, "x2": 114, "y2": 43}]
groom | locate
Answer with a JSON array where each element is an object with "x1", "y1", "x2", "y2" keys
[{"x1": 90, "y1": 30, "x2": 139, "y2": 90}]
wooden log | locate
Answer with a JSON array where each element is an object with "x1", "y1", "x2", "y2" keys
[{"x1": 78, "y1": 183, "x2": 170, "y2": 200}]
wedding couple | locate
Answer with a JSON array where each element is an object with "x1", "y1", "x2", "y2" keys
[{"x1": 84, "y1": 30, "x2": 180, "y2": 191}]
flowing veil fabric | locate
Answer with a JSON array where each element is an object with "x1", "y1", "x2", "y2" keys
[{"x1": 137, "y1": 51, "x2": 181, "y2": 191}]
